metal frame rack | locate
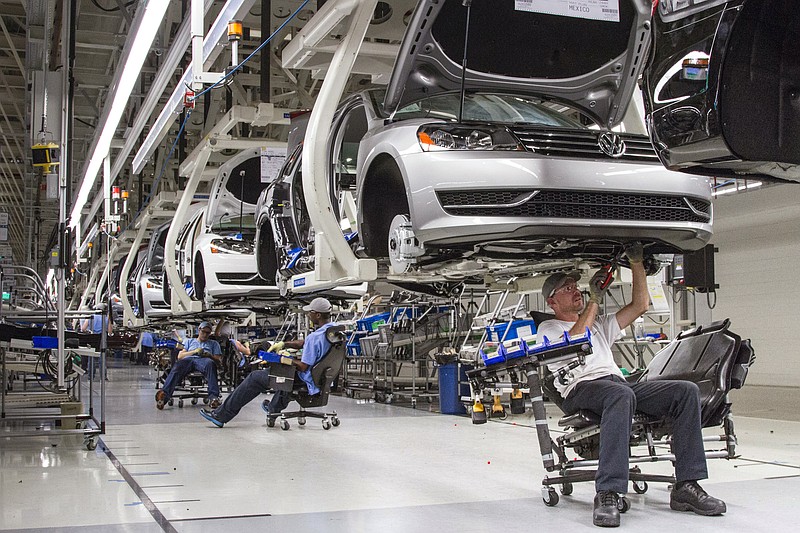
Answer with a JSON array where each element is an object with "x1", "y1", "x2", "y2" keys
[
  {"x1": 343, "y1": 297, "x2": 467, "y2": 407},
  {"x1": 0, "y1": 265, "x2": 104, "y2": 450}
]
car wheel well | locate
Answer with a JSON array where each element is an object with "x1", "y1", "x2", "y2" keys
[
  {"x1": 256, "y1": 223, "x2": 279, "y2": 281},
  {"x1": 193, "y1": 253, "x2": 205, "y2": 301},
  {"x1": 361, "y1": 155, "x2": 408, "y2": 257},
  {"x1": 136, "y1": 288, "x2": 144, "y2": 318}
]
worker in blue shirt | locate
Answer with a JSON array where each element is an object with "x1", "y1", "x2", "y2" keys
[
  {"x1": 199, "y1": 297, "x2": 336, "y2": 427},
  {"x1": 81, "y1": 304, "x2": 112, "y2": 379},
  {"x1": 137, "y1": 331, "x2": 156, "y2": 365},
  {"x1": 156, "y1": 321, "x2": 222, "y2": 409}
]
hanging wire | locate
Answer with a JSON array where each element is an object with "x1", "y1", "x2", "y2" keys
[
  {"x1": 189, "y1": 0, "x2": 312, "y2": 102},
  {"x1": 123, "y1": 109, "x2": 193, "y2": 232},
  {"x1": 706, "y1": 290, "x2": 717, "y2": 310}
]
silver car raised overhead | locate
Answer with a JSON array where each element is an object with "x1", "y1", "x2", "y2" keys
[{"x1": 314, "y1": 0, "x2": 713, "y2": 282}]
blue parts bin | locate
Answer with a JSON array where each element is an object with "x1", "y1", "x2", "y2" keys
[
  {"x1": 485, "y1": 319, "x2": 536, "y2": 342},
  {"x1": 32, "y1": 336, "x2": 58, "y2": 349}
]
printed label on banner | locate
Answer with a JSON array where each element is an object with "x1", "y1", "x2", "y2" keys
[
  {"x1": 261, "y1": 147, "x2": 287, "y2": 184},
  {"x1": 515, "y1": 0, "x2": 620, "y2": 22},
  {"x1": 293, "y1": 278, "x2": 306, "y2": 288}
]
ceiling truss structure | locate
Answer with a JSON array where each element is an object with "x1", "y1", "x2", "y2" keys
[{"x1": 1, "y1": 0, "x2": 414, "y2": 278}]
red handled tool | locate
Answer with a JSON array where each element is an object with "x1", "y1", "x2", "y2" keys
[{"x1": 597, "y1": 250, "x2": 626, "y2": 290}]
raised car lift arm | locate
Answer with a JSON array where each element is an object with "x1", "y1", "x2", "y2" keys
[
  {"x1": 164, "y1": 104, "x2": 288, "y2": 315},
  {"x1": 281, "y1": 0, "x2": 379, "y2": 294}
]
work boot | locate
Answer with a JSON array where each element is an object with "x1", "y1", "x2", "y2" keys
[
  {"x1": 155, "y1": 390, "x2": 167, "y2": 410},
  {"x1": 670, "y1": 481, "x2": 726, "y2": 515},
  {"x1": 593, "y1": 490, "x2": 620, "y2": 527}
]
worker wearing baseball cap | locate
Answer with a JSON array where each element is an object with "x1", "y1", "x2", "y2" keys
[
  {"x1": 537, "y1": 243, "x2": 725, "y2": 527},
  {"x1": 156, "y1": 321, "x2": 223, "y2": 410},
  {"x1": 200, "y1": 298, "x2": 337, "y2": 427}
]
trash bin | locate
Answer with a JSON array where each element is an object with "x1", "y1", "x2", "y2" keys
[{"x1": 438, "y1": 362, "x2": 469, "y2": 415}]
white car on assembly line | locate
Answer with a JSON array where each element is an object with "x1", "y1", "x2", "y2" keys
[{"x1": 178, "y1": 148, "x2": 281, "y2": 304}]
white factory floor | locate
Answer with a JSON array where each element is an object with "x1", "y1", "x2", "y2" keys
[{"x1": 2, "y1": 359, "x2": 800, "y2": 532}]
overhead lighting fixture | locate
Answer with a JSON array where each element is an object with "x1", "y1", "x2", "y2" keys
[
  {"x1": 131, "y1": 0, "x2": 256, "y2": 176},
  {"x1": 69, "y1": 0, "x2": 170, "y2": 228}
]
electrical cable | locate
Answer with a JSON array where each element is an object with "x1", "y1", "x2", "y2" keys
[
  {"x1": 189, "y1": 0, "x2": 311, "y2": 102},
  {"x1": 90, "y1": 0, "x2": 136, "y2": 13},
  {"x1": 122, "y1": 109, "x2": 193, "y2": 233},
  {"x1": 706, "y1": 290, "x2": 717, "y2": 310}
]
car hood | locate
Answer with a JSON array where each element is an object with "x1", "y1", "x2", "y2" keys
[{"x1": 384, "y1": 0, "x2": 652, "y2": 128}]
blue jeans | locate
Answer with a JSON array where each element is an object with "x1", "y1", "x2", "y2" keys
[
  {"x1": 213, "y1": 369, "x2": 295, "y2": 423},
  {"x1": 562, "y1": 375, "x2": 708, "y2": 494},
  {"x1": 161, "y1": 356, "x2": 220, "y2": 399}
]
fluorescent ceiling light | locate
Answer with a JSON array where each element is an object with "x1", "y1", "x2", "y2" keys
[
  {"x1": 131, "y1": 0, "x2": 256, "y2": 175},
  {"x1": 69, "y1": 0, "x2": 170, "y2": 228}
]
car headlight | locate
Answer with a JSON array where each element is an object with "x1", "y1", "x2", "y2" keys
[
  {"x1": 417, "y1": 124, "x2": 523, "y2": 152},
  {"x1": 209, "y1": 238, "x2": 255, "y2": 255}
]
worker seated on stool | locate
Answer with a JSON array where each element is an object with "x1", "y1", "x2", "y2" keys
[
  {"x1": 199, "y1": 297, "x2": 337, "y2": 427},
  {"x1": 537, "y1": 242, "x2": 726, "y2": 528},
  {"x1": 156, "y1": 321, "x2": 223, "y2": 410}
]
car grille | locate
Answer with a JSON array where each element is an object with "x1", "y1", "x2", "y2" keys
[
  {"x1": 215, "y1": 272, "x2": 265, "y2": 285},
  {"x1": 437, "y1": 189, "x2": 711, "y2": 223},
  {"x1": 509, "y1": 127, "x2": 660, "y2": 162}
]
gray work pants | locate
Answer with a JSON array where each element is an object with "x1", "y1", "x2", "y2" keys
[{"x1": 561, "y1": 375, "x2": 708, "y2": 494}]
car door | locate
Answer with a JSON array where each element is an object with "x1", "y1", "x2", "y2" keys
[{"x1": 642, "y1": 0, "x2": 800, "y2": 182}]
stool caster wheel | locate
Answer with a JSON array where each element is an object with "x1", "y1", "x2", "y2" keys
[
  {"x1": 542, "y1": 487, "x2": 559, "y2": 507},
  {"x1": 298, "y1": 417, "x2": 306, "y2": 426},
  {"x1": 280, "y1": 419, "x2": 290, "y2": 431},
  {"x1": 168, "y1": 399, "x2": 174, "y2": 407},
  {"x1": 84, "y1": 438, "x2": 97, "y2": 451},
  {"x1": 618, "y1": 496, "x2": 630, "y2": 513},
  {"x1": 191, "y1": 398, "x2": 198, "y2": 406},
  {"x1": 178, "y1": 399, "x2": 184, "y2": 408},
  {"x1": 632, "y1": 480, "x2": 648, "y2": 494},
  {"x1": 560, "y1": 482, "x2": 573, "y2": 496},
  {"x1": 267, "y1": 417, "x2": 275, "y2": 428},
  {"x1": 322, "y1": 418, "x2": 332, "y2": 430},
  {"x1": 331, "y1": 416, "x2": 340, "y2": 427}
]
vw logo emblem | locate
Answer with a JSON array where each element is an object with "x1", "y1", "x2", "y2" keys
[{"x1": 598, "y1": 132, "x2": 626, "y2": 158}]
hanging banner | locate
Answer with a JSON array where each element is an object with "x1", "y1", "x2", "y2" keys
[
  {"x1": 0, "y1": 212, "x2": 8, "y2": 241},
  {"x1": 261, "y1": 147, "x2": 287, "y2": 184}
]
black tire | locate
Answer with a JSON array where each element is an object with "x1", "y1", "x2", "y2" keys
[
  {"x1": 361, "y1": 158, "x2": 409, "y2": 258},
  {"x1": 162, "y1": 267, "x2": 171, "y2": 305},
  {"x1": 632, "y1": 481, "x2": 648, "y2": 494},
  {"x1": 193, "y1": 255, "x2": 206, "y2": 301},
  {"x1": 136, "y1": 289, "x2": 144, "y2": 318},
  {"x1": 561, "y1": 482, "x2": 574, "y2": 496},
  {"x1": 256, "y1": 223, "x2": 279, "y2": 281}
]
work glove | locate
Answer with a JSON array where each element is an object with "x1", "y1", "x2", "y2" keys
[
  {"x1": 280, "y1": 355, "x2": 294, "y2": 366},
  {"x1": 588, "y1": 269, "x2": 611, "y2": 305},
  {"x1": 624, "y1": 242, "x2": 644, "y2": 264},
  {"x1": 267, "y1": 341, "x2": 284, "y2": 353}
]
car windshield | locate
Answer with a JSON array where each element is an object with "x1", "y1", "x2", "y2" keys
[
  {"x1": 211, "y1": 215, "x2": 256, "y2": 234},
  {"x1": 393, "y1": 92, "x2": 588, "y2": 128}
]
